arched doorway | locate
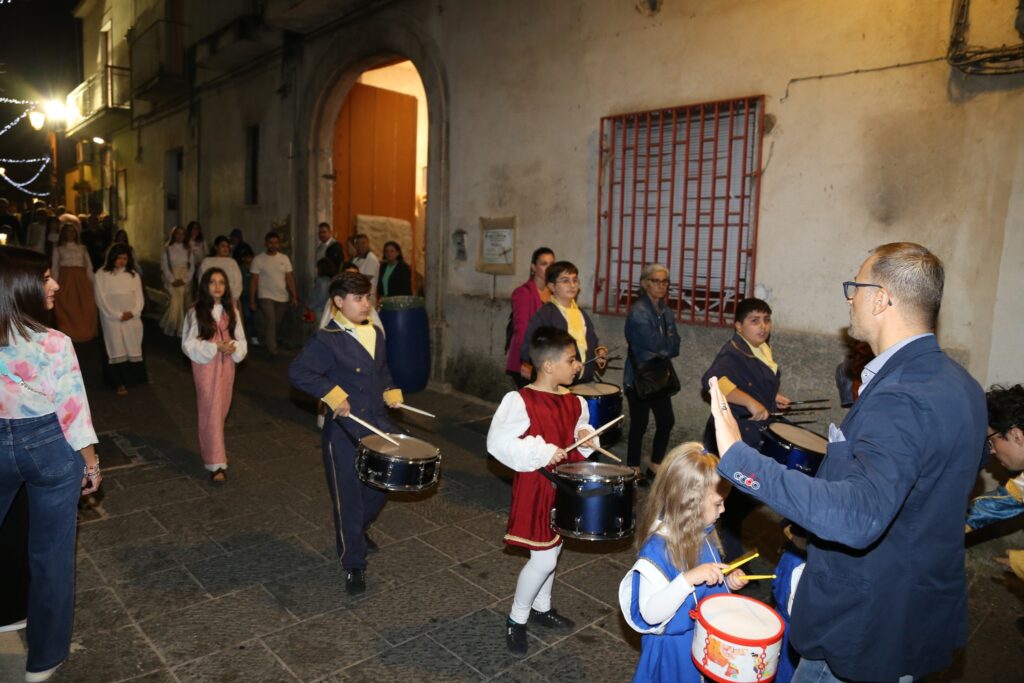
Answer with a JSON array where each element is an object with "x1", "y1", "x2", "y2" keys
[{"x1": 332, "y1": 60, "x2": 428, "y2": 293}]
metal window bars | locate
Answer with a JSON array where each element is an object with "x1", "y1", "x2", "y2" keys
[{"x1": 594, "y1": 96, "x2": 765, "y2": 327}]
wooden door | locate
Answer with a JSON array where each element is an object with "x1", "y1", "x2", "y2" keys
[{"x1": 333, "y1": 83, "x2": 417, "y2": 241}]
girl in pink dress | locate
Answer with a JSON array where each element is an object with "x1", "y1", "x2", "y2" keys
[{"x1": 182, "y1": 268, "x2": 247, "y2": 482}]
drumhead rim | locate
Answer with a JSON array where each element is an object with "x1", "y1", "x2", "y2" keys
[
  {"x1": 555, "y1": 462, "x2": 635, "y2": 482},
  {"x1": 767, "y1": 422, "x2": 828, "y2": 453},
  {"x1": 569, "y1": 382, "x2": 622, "y2": 396},
  {"x1": 359, "y1": 433, "x2": 440, "y2": 459},
  {"x1": 694, "y1": 593, "x2": 784, "y2": 645}
]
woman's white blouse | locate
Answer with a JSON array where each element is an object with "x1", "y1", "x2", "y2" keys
[
  {"x1": 51, "y1": 243, "x2": 94, "y2": 282},
  {"x1": 161, "y1": 243, "x2": 195, "y2": 283},
  {"x1": 94, "y1": 268, "x2": 144, "y2": 321},
  {"x1": 181, "y1": 304, "x2": 248, "y2": 364}
]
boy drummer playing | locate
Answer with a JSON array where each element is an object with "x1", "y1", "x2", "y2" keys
[
  {"x1": 288, "y1": 272, "x2": 403, "y2": 595},
  {"x1": 487, "y1": 327, "x2": 598, "y2": 656}
]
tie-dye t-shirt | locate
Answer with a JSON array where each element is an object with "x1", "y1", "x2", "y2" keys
[{"x1": 0, "y1": 327, "x2": 97, "y2": 451}]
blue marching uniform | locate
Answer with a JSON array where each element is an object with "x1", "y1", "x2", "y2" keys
[
  {"x1": 519, "y1": 302, "x2": 603, "y2": 384},
  {"x1": 625, "y1": 532, "x2": 729, "y2": 683},
  {"x1": 288, "y1": 319, "x2": 403, "y2": 570},
  {"x1": 701, "y1": 332, "x2": 781, "y2": 454}
]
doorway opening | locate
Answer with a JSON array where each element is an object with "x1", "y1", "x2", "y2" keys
[{"x1": 333, "y1": 59, "x2": 428, "y2": 294}]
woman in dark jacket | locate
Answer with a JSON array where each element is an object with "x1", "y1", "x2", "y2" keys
[
  {"x1": 624, "y1": 264, "x2": 680, "y2": 479},
  {"x1": 377, "y1": 241, "x2": 413, "y2": 298}
]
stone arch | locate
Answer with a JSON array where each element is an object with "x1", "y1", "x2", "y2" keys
[{"x1": 293, "y1": 9, "x2": 450, "y2": 379}]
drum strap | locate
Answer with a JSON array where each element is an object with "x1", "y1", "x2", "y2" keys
[{"x1": 537, "y1": 468, "x2": 620, "y2": 498}]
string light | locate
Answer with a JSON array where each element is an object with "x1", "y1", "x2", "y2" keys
[
  {"x1": 0, "y1": 106, "x2": 35, "y2": 137},
  {"x1": 0, "y1": 156, "x2": 49, "y2": 164},
  {"x1": 0, "y1": 158, "x2": 51, "y2": 196},
  {"x1": 0, "y1": 97, "x2": 36, "y2": 105}
]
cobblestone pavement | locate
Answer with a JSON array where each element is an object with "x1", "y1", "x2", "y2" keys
[{"x1": 1, "y1": 322, "x2": 1020, "y2": 681}]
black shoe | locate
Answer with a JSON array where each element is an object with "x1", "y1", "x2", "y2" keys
[
  {"x1": 365, "y1": 533, "x2": 379, "y2": 553},
  {"x1": 505, "y1": 618, "x2": 528, "y2": 657},
  {"x1": 529, "y1": 608, "x2": 576, "y2": 631},
  {"x1": 345, "y1": 568, "x2": 366, "y2": 595}
]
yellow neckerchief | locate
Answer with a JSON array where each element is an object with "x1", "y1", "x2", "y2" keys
[
  {"x1": 551, "y1": 298, "x2": 587, "y2": 376},
  {"x1": 333, "y1": 309, "x2": 376, "y2": 359},
  {"x1": 739, "y1": 335, "x2": 778, "y2": 373}
]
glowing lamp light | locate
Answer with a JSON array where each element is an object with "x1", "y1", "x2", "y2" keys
[
  {"x1": 0, "y1": 233, "x2": 7, "y2": 246},
  {"x1": 0, "y1": 167, "x2": 5, "y2": 176},
  {"x1": 28, "y1": 111, "x2": 46, "y2": 130},
  {"x1": 92, "y1": 136, "x2": 106, "y2": 145},
  {"x1": 43, "y1": 100, "x2": 66, "y2": 122}
]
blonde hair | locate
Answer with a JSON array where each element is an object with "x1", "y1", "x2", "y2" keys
[{"x1": 637, "y1": 442, "x2": 724, "y2": 571}]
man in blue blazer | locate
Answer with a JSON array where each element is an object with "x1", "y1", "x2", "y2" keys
[{"x1": 708, "y1": 242, "x2": 987, "y2": 682}]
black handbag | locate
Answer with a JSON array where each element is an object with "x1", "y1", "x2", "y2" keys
[{"x1": 629, "y1": 350, "x2": 680, "y2": 401}]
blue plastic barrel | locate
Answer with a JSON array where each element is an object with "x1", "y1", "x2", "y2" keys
[{"x1": 379, "y1": 296, "x2": 431, "y2": 393}]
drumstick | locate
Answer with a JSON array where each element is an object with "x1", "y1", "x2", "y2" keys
[
  {"x1": 723, "y1": 549, "x2": 759, "y2": 574},
  {"x1": 591, "y1": 445, "x2": 622, "y2": 463},
  {"x1": 787, "y1": 399, "x2": 829, "y2": 405},
  {"x1": 398, "y1": 404, "x2": 436, "y2": 419},
  {"x1": 564, "y1": 415, "x2": 625, "y2": 452},
  {"x1": 740, "y1": 574, "x2": 777, "y2": 581},
  {"x1": 346, "y1": 414, "x2": 401, "y2": 446}
]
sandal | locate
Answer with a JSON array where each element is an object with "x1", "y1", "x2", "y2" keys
[{"x1": 210, "y1": 468, "x2": 227, "y2": 483}]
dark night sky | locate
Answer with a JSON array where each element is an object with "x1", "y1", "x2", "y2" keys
[{"x1": 0, "y1": 0, "x2": 81, "y2": 202}]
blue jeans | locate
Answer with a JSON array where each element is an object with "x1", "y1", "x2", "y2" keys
[
  {"x1": 0, "y1": 414, "x2": 84, "y2": 673},
  {"x1": 792, "y1": 658, "x2": 914, "y2": 683}
]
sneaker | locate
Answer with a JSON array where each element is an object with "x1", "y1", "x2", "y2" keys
[
  {"x1": 529, "y1": 608, "x2": 576, "y2": 631},
  {"x1": 25, "y1": 665, "x2": 60, "y2": 682},
  {"x1": 345, "y1": 568, "x2": 366, "y2": 595},
  {"x1": 0, "y1": 618, "x2": 26, "y2": 633},
  {"x1": 365, "y1": 533, "x2": 379, "y2": 553},
  {"x1": 505, "y1": 618, "x2": 528, "y2": 657}
]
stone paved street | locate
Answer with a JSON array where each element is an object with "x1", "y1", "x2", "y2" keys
[{"x1": 0, "y1": 322, "x2": 1020, "y2": 681}]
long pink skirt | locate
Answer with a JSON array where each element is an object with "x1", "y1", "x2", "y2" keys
[{"x1": 191, "y1": 352, "x2": 236, "y2": 469}]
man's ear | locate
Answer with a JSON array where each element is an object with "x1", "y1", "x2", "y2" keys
[{"x1": 1009, "y1": 426, "x2": 1024, "y2": 446}]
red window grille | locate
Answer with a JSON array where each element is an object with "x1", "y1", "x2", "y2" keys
[{"x1": 594, "y1": 96, "x2": 765, "y2": 326}]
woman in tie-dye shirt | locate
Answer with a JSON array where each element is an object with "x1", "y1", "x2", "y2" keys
[{"x1": 0, "y1": 246, "x2": 100, "y2": 682}]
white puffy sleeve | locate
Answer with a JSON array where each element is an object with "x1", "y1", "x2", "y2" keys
[
  {"x1": 230, "y1": 305, "x2": 247, "y2": 363},
  {"x1": 181, "y1": 309, "x2": 217, "y2": 364},
  {"x1": 486, "y1": 392, "x2": 558, "y2": 472}
]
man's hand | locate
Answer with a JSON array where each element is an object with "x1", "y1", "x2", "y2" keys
[
  {"x1": 776, "y1": 394, "x2": 792, "y2": 410},
  {"x1": 749, "y1": 401, "x2": 769, "y2": 421},
  {"x1": 216, "y1": 340, "x2": 237, "y2": 355},
  {"x1": 725, "y1": 569, "x2": 749, "y2": 591},
  {"x1": 575, "y1": 427, "x2": 596, "y2": 449},
  {"x1": 519, "y1": 363, "x2": 533, "y2": 381},
  {"x1": 595, "y1": 347, "x2": 608, "y2": 371},
  {"x1": 710, "y1": 377, "x2": 742, "y2": 455},
  {"x1": 120, "y1": 311, "x2": 133, "y2": 321},
  {"x1": 684, "y1": 562, "x2": 727, "y2": 587}
]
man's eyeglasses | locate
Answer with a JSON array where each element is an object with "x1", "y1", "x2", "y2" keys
[
  {"x1": 987, "y1": 430, "x2": 1002, "y2": 451},
  {"x1": 647, "y1": 278, "x2": 670, "y2": 285},
  {"x1": 555, "y1": 277, "x2": 579, "y2": 285},
  {"x1": 842, "y1": 281, "x2": 884, "y2": 301}
]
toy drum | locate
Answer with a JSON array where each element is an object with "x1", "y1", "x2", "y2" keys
[
  {"x1": 550, "y1": 462, "x2": 635, "y2": 541},
  {"x1": 689, "y1": 593, "x2": 784, "y2": 683},
  {"x1": 570, "y1": 382, "x2": 623, "y2": 445},
  {"x1": 760, "y1": 422, "x2": 827, "y2": 477},
  {"x1": 355, "y1": 434, "x2": 441, "y2": 492}
]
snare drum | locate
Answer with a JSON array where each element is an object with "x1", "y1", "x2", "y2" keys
[
  {"x1": 355, "y1": 434, "x2": 441, "y2": 492},
  {"x1": 760, "y1": 422, "x2": 827, "y2": 477},
  {"x1": 570, "y1": 382, "x2": 623, "y2": 445},
  {"x1": 690, "y1": 593, "x2": 784, "y2": 683},
  {"x1": 551, "y1": 462, "x2": 635, "y2": 541}
]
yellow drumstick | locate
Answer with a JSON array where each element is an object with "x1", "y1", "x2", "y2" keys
[
  {"x1": 739, "y1": 574, "x2": 777, "y2": 581},
  {"x1": 723, "y1": 550, "x2": 759, "y2": 574}
]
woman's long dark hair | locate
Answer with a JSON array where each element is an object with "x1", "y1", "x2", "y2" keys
[
  {"x1": 0, "y1": 247, "x2": 49, "y2": 345},
  {"x1": 194, "y1": 267, "x2": 236, "y2": 341},
  {"x1": 102, "y1": 243, "x2": 138, "y2": 276}
]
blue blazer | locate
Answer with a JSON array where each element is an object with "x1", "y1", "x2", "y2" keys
[
  {"x1": 288, "y1": 321, "x2": 399, "y2": 440},
  {"x1": 717, "y1": 335, "x2": 986, "y2": 681},
  {"x1": 520, "y1": 302, "x2": 602, "y2": 383}
]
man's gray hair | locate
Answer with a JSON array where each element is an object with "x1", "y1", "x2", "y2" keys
[
  {"x1": 640, "y1": 263, "x2": 669, "y2": 282},
  {"x1": 869, "y1": 242, "x2": 944, "y2": 329}
]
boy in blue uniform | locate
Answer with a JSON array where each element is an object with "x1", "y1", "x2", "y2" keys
[
  {"x1": 701, "y1": 298, "x2": 790, "y2": 559},
  {"x1": 288, "y1": 272, "x2": 403, "y2": 594}
]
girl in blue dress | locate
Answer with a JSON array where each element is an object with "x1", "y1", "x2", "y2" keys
[{"x1": 620, "y1": 443, "x2": 749, "y2": 682}]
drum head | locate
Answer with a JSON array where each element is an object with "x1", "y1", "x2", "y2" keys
[
  {"x1": 570, "y1": 382, "x2": 621, "y2": 397},
  {"x1": 360, "y1": 434, "x2": 439, "y2": 460},
  {"x1": 556, "y1": 461, "x2": 634, "y2": 481},
  {"x1": 699, "y1": 594, "x2": 784, "y2": 641},
  {"x1": 768, "y1": 423, "x2": 827, "y2": 454}
]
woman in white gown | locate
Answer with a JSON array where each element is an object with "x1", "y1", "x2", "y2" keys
[
  {"x1": 159, "y1": 225, "x2": 194, "y2": 336},
  {"x1": 94, "y1": 244, "x2": 146, "y2": 395}
]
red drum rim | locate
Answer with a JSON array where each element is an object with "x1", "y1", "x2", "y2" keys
[{"x1": 694, "y1": 593, "x2": 785, "y2": 646}]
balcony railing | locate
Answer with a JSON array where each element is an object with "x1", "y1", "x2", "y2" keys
[
  {"x1": 65, "y1": 65, "x2": 131, "y2": 134},
  {"x1": 130, "y1": 19, "x2": 189, "y2": 101}
]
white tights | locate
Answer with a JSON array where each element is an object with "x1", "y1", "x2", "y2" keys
[{"x1": 509, "y1": 545, "x2": 561, "y2": 624}]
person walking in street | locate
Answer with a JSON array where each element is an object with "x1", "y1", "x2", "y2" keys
[
  {"x1": 51, "y1": 222, "x2": 98, "y2": 343},
  {"x1": 159, "y1": 225, "x2": 194, "y2": 336},
  {"x1": 352, "y1": 233, "x2": 380, "y2": 295},
  {"x1": 0, "y1": 246, "x2": 101, "y2": 683},
  {"x1": 94, "y1": 244, "x2": 147, "y2": 396},
  {"x1": 183, "y1": 268, "x2": 247, "y2": 482},
  {"x1": 707, "y1": 242, "x2": 987, "y2": 682},
  {"x1": 314, "y1": 222, "x2": 343, "y2": 272},
  {"x1": 506, "y1": 248, "x2": 554, "y2": 388},
  {"x1": 198, "y1": 235, "x2": 244, "y2": 305},
  {"x1": 249, "y1": 231, "x2": 297, "y2": 358},
  {"x1": 624, "y1": 264, "x2": 680, "y2": 481}
]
